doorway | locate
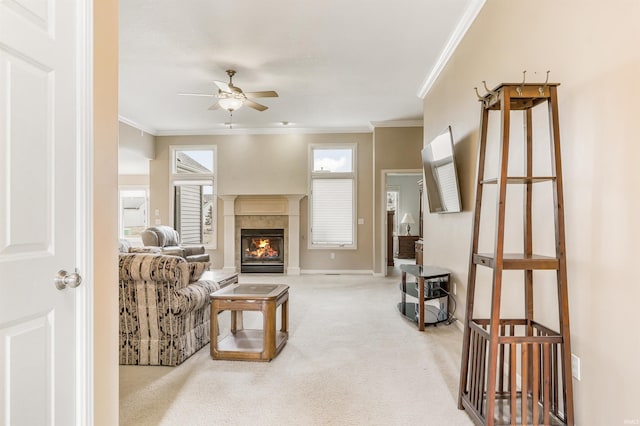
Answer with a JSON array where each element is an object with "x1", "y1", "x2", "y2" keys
[{"x1": 381, "y1": 170, "x2": 422, "y2": 276}]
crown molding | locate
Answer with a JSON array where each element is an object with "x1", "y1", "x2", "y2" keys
[
  {"x1": 416, "y1": 0, "x2": 486, "y2": 99},
  {"x1": 118, "y1": 115, "x2": 158, "y2": 136},
  {"x1": 154, "y1": 126, "x2": 373, "y2": 136},
  {"x1": 370, "y1": 120, "x2": 423, "y2": 128}
]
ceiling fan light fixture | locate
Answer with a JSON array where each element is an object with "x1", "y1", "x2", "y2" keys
[{"x1": 218, "y1": 97, "x2": 244, "y2": 111}]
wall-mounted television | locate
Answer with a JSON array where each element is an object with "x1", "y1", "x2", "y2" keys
[{"x1": 422, "y1": 126, "x2": 462, "y2": 213}]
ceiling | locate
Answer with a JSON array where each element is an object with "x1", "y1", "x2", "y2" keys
[{"x1": 119, "y1": 0, "x2": 479, "y2": 135}]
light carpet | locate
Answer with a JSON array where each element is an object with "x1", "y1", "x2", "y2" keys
[{"x1": 119, "y1": 269, "x2": 473, "y2": 425}]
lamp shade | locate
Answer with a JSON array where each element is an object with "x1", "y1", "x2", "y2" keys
[
  {"x1": 218, "y1": 96, "x2": 244, "y2": 111},
  {"x1": 400, "y1": 213, "x2": 415, "y2": 225}
]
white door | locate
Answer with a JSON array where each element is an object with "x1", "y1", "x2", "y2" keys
[{"x1": 0, "y1": 0, "x2": 91, "y2": 423}]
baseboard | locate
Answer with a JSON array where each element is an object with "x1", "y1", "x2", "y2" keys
[
  {"x1": 286, "y1": 267, "x2": 301, "y2": 276},
  {"x1": 454, "y1": 318, "x2": 464, "y2": 333},
  {"x1": 300, "y1": 269, "x2": 374, "y2": 275}
]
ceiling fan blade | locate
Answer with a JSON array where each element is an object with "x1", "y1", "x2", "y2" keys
[
  {"x1": 244, "y1": 99, "x2": 268, "y2": 111},
  {"x1": 208, "y1": 103, "x2": 221, "y2": 110},
  {"x1": 244, "y1": 90, "x2": 278, "y2": 98},
  {"x1": 178, "y1": 92, "x2": 214, "y2": 97},
  {"x1": 213, "y1": 80, "x2": 231, "y2": 93}
]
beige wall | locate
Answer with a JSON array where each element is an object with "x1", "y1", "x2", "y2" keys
[
  {"x1": 373, "y1": 126, "x2": 423, "y2": 274},
  {"x1": 118, "y1": 121, "x2": 154, "y2": 175},
  {"x1": 150, "y1": 133, "x2": 374, "y2": 271},
  {"x1": 118, "y1": 174, "x2": 150, "y2": 186},
  {"x1": 119, "y1": 121, "x2": 155, "y2": 158},
  {"x1": 423, "y1": 0, "x2": 640, "y2": 423},
  {"x1": 93, "y1": 0, "x2": 119, "y2": 423}
]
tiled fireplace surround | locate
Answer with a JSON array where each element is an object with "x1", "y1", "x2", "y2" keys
[{"x1": 219, "y1": 195, "x2": 304, "y2": 275}]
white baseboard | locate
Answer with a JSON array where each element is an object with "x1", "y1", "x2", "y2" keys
[
  {"x1": 454, "y1": 318, "x2": 464, "y2": 333},
  {"x1": 286, "y1": 267, "x2": 301, "y2": 276},
  {"x1": 301, "y1": 269, "x2": 374, "y2": 275}
]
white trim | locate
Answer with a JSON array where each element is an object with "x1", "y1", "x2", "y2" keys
[
  {"x1": 76, "y1": 0, "x2": 93, "y2": 423},
  {"x1": 118, "y1": 115, "x2": 158, "y2": 136},
  {"x1": 301, "y1": 269, "x2": 374, "y2": 275},
  {"x1": 286, "y1": 267, "x2": 301, "y2": 276},
  {"x1": 370, "y1": 120, "x2": 423, "y2": 128},
  {"x1": 155, "y1": 126, "x2": 372, "y2": 136},
  {"x1": 454, "y1": 318, "x2": 464, "y2": 333},
  {"x1": 416, "y1": 0, "x2": 486, "y2": 99},
  {"x1": 220, "y1": 195, "x2": 237, "y2": 273},
  {"x1": 380, "y1": 169, "x2": 422, "y2": 276}
]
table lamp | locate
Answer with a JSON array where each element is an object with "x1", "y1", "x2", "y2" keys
[{"x1": 401, "y1": 213, "x2": 415, "y2": 236}]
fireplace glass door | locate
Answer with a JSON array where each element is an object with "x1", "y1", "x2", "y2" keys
[{"x1": 241, "y1": 229, "x2": 285, "y2": 273}]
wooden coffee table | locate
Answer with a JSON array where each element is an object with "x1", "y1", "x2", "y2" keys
[{"x1": 210, "y1": 283, "x2": 289, "y2": 361}]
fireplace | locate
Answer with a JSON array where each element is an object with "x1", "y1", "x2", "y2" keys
[{"x1": 240, "y1": 229, "x2": 285, "y2": 273}]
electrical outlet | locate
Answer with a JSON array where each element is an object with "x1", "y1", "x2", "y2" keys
[
  {"x1": 453, "y1": 282, "x2": 457, "y2": 295},
  {"x1": 330, "y1": 252, "x2": 335, "y2": 260},
  {"x1": 571, "y1": 353, "x2": 581, "y2": 380}
]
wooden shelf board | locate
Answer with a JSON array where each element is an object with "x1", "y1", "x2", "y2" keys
[
  {"x1": 480, "y1": 176, "x2": 556, "y2": 184},
  {"x1": 473, "y1": 253, "x2": 559, "y2": 270}
]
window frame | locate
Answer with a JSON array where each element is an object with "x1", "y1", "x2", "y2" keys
[
  {"x1": 308, "y1": 143, "x2": 357, "y2": 250},
  {"x1": 169, "y1": 145, "x2": 218, "y2": 249}
]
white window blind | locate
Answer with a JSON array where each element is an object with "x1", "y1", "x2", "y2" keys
[
  {"x1": 311, "y1": 178, "x2": 353, "y2": 246},
  {"x1": 174, "y1": 185, "x2": 203, "y2": 244}
]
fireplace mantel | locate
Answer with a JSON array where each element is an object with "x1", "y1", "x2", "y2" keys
[
  {"x1": 235, "y1": 195, "x2": 290, "y2": 216},
  {"x1": 220, "y1": 194, "x2": 305, "y2": 275}
]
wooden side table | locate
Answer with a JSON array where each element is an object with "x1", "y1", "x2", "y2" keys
[
  {"x1": 210, "y1": 284, "x2": 289, "y2": 362},
  {"x1": 397, "y1": 235, "x2": 419, "y2": 259}
]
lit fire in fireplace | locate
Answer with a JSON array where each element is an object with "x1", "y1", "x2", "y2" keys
[{"x1": 246, "y1": 238, "x2": 279, "y2": 258}]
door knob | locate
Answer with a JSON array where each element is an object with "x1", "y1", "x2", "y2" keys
[{"x1": 55, "y1": 269, "x2": 83, "y2": 290}]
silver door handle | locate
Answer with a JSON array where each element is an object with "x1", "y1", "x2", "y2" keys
[{"x1": 55, "y1": 270, "x2": 83, "y2": 290}]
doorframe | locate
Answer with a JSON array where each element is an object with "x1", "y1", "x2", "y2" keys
[
  {"x1": 380, "y1": 169, "x2": 421, "y2": 277},
  {"x1": 75, "y1": 0, "x2": 94, "y2": 422}
]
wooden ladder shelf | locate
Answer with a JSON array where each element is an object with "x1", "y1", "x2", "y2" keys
[{"x1": 458, "y1": 83, "x2": 574, "y2": 425}]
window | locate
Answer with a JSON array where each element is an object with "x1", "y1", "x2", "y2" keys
[
  {"x1": 119, "y1": 187, "x2": 149, "y2": 239},
  {"x1": 170, "y1": 147, "x2": 217, "y2": 247},
  {"x1": 309, "y1": 145, "x2": 356, "y2": 248}
]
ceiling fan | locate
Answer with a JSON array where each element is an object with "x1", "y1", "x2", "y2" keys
[{"x1": 179, "y1": 69, "x2": 278, "y2": 112}]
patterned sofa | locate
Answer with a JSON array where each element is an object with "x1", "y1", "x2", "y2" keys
[{"x1": 119, "y1": 253, "x2": 219, "y2": 366}]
